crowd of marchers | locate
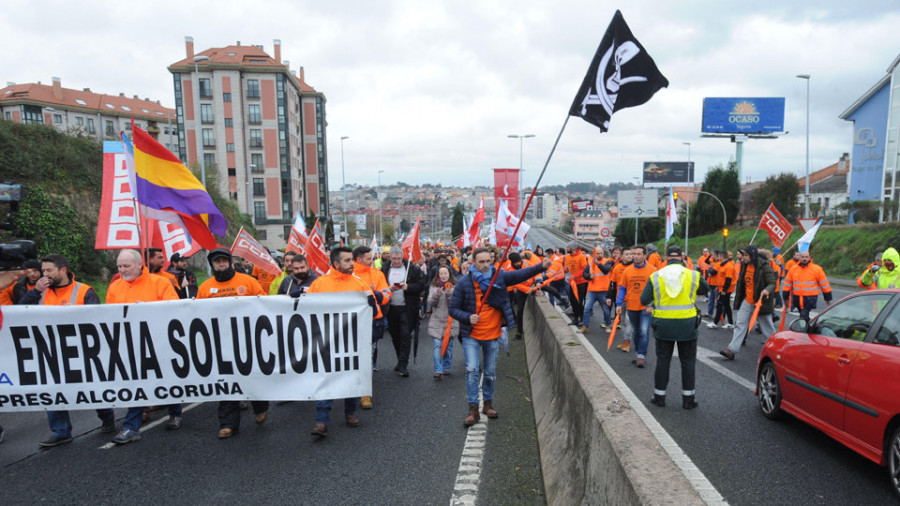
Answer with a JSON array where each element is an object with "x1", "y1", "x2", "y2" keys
[{"x1": 0, "y1": 240, "x2": 895, "y2": 446}]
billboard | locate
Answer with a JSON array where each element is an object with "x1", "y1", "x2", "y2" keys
[
  {"x1": 493, "y1": 168, "x2": 520, "y2": 216},
  {"x1": 617, "y1": 189, "x2": 658, "y2": 218},
  {"x1": 702, "y1": 97, "x2": 785, "y2": 134},
  {"x1": 642, "y1": 162, "x2": 694, "y2": 188},
  {"x1": 843, "y1": 83, "x2": 889, "y2": 203},
  {"x1": 569, "y1": 199, "x2": 592, "y2": 212}
]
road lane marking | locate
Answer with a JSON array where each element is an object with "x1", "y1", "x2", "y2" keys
[
  {"x1": 568, "y1": 309, "x2": 726, "y2": 505},
  {"x1": 450, "y1": 393, "x2": 488, "y2": 506},
  {"x1": 696, "y1": 346, "x2": 755, "y2": 392},
  {"x1": 99, "y1": 402, "x2": 202, "y2": 450}
]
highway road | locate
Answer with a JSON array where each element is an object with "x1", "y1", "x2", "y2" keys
[{"x1": 0, "y1": 316, "x2": 545, "y2": 504}]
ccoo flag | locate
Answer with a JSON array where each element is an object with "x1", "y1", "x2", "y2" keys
[{"x1": 569, "y1": 10, "x2": 669, "y2": 132}]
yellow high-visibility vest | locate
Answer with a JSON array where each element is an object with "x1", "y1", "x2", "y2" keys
[{"x1": 650, "y1": 268, "x2": 700, "y2": 319}]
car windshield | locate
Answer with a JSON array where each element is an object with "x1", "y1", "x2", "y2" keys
[{"x1": 809, "y1": 293, "x2": 894, "y2": 341}]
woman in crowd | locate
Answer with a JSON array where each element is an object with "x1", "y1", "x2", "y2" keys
[{"x1": 427, "y1": 266, "x2": 459, "y2": 378}]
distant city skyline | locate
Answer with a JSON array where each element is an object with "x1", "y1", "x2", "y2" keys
[{"x1": 2, "y1": 1, "x2": 898, "y2": 190}]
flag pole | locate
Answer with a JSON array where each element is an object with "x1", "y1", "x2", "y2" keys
[{"x1": 478, "y1": 114, "x2": 571, "y2": 311}]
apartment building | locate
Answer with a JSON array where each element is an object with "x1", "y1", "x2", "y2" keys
[
  {"x1": 0, "y1": 78, "x2": 176, "y2": 147},
  {"x1": 168, "y1": 37, "x2": 329, "y2": 247}
]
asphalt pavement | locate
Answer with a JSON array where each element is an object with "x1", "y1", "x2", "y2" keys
[{"x1": 0, "y1": 315, "x2": 545, "y2": 505}]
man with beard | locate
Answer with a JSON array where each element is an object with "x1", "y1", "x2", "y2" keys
[
  {"x1": 196, "y1": 248, "x2": 269, "y2": 438},
  {"x1": 307, "y1": 247, "x2": 375, "y2": 438},
  {"x1": 277, "y1": 254, "x2": 319, "y2": 297},
  {"x1": 720, "y1": 245, "x2": 778, "y2": 360},
  {"x1": 615, "y1": 245, "x2": 656, "y2": 367},
  {"x1": 269, "y1": 251, "x2": 297, "y2": 295},
  {"x1": 106, "y1": 249, "x2": 180, "y2": 444},
  {"x1": 22, "y1": 254, "x2": 117, "y2": 446},
  {"x1": 449, "y1": 247, "x2": 550, "y2": 426},
  {"x1": 781, "y1": 250, "x2": 832, "y2": 324},
  {"x1": 147, "y1": 248, "x2": 179, "y2": 292},
  {"x1": 0, "y1": 259, "x2": 41, "y2": 305},
  {"x1": 167, "y1": 252, "x2": 198, "y2": 298}
]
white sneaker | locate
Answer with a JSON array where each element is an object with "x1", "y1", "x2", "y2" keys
[
  {"x1": 723, "y1": 323, "x2": 734, "y2": 329},
  {"x1": 706, "y1": 322, "x2": 718, "y2": 329}
]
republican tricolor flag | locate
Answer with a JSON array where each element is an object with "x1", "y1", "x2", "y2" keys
[{"x1": 123, "y1": 124, "x2": 226, "y2": 250}]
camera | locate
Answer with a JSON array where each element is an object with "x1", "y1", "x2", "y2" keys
[
  {"x1": 0, "y1": 240, "x2": 37, "y2": 271},
  {"x1": 871, "y1": 264, "x2": 881, "y2": 273}
]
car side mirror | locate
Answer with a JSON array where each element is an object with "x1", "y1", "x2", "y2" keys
[{"x1": 789, "y1": 319, "x2": 808, "y2": 333}]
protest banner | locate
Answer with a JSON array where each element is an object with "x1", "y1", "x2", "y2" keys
[{"x1": 0, "y1": 293, "x2": 372, "y2": 412}]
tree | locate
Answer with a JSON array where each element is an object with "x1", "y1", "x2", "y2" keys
[
  {"x1": 325, "y1": 217, "x2": 335, "y2": 244},
  {"x1": 399, "y1": 218, "x2": 411, "y2": 234},
  {"x1": 613, "y1": 217, "x2": 663, "y2": 247},
  {"x1": 689, "y1": 163, "x2": 741, "y2": 235},
  {"x1": 753, "y1": 173, "x2": 800, "y2": 221},
  {"x1": 451, "y1": 204, "x2": 464, "y2": 239},
  {"x1": 381, "y1": 223, "x2": 395, "y2": 244}
]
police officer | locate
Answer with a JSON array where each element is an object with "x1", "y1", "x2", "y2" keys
[{"x1": 641, "y1": 246, "x2": 708, "y2": 409}]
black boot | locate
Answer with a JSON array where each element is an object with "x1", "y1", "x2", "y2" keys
[
  {"x1": 650, "y1": 394, "x2": 666, "y2": 407},
  {"x1": 682, "y1": 395, "x2": 698, "y2": 410}
]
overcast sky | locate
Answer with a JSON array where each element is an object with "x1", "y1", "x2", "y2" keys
[{"x1": 3, "y1": 1, "x2": 899, "y2": 191}]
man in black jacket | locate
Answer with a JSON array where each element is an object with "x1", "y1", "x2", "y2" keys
[
  {"x1": 720, "y1": 245, "x2": 777, "y2": 360},
  {"x1": 381, "y1": 246, "x2": 426, "y2": 376}
]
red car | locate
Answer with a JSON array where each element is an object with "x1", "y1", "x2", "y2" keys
[{"x1": 756, "y1": 290, "x2": 900, "y2": 498}]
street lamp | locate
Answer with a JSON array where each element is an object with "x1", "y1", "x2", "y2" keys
[
  {"x1": 193, "y1": 55, "x2": 210, "y2": 189},
  {"x1": 340, "y1": 136, "x2": 349, "y2": 243},
  {"x1": 508, "y1": 134, "x2": 535, "y2": 214},
  {"x1": 378, "y1": 169, "x2": 385, "y2": 244},
  {"x1": 797, "y1": 74, "x2": 810, "y2": 219},
  {"x1": 683, "y1": 141, "x2": 692, "y2": 256},
  {"x1": 632, "y1": 176, "x2": 641, "y2": 245}
]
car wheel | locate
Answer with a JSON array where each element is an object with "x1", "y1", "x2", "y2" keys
[
  {"x1": 757, "y1": 361, "x2": 783, "y2": 420},
  {"x1": 889, "y1": 426, "x2": 900, "y2": 499}
]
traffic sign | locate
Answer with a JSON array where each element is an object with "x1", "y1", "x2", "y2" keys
[
  {"x1": 600, "y1": 228, "x2": 610, "y2": 238},
  {"x1": 797, "y1": 218, "x2": 819, "y2": 232},
  {"x1": 617, "y1": 190, "x2": 659, "y2": 218}
]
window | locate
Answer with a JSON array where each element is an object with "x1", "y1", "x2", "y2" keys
[
  {"x1": 202, "y1": 128, "x2": 215, "y2": 148},
  {"x1": 125, "y1": 122, "x2": 132, "y2": 131},
  {"x1": 106, "y1": 120, "x2": 115, "y2": 136},
  {"x1": 248, "y1": 105, "x2": 261, "y2": 124},
  {"x1": 203, "y1": 153, "x2": 216, "y2": 168},
  {"x1": 250, "y1": 129, "x2": 262, "y2": 148},
  {"x1": 251, "y1": 154, "x2": 264, "y2": 172},
  {"x1": 253, "y1": 178, "x2": 265, "y2": 196},
  {"x1": 86, "y1": 118, "x2": 95, "y2": 134},
  {"x1": 254, "y1": 202, "x2": 266, "y2": 221},
  {"x1": 810, "y1": 293, "x2": 894, "y2": 341},
  {"x1": 247, "y1": 79, "x2": 260, "y2": 99},
  {"x1": 224, "y1": 118, "x2": 233, "y2": 127},
  {"x1": 75, "y1": 117, "x2": 84, "y2": 126},
  {"x1": 4, "y1": 111, "x2": 10, "y2": 120},
  {"x1": 226, "y1": 143, "x2": 235, "y2": 152},
  {"x1": 199, "y1": 78, "x2": 212, "y2": 98},
  {"x1": 227, "y1": 168, "x2": 236, "y2": 177},
  {"x1": 200, "y1": 104, "x2": 214, "y2": 124},
  {"x1": 53, "y1": 114, "x2": 62, "y2": 124},
  {"x1": 223, "y1": 93, "x2": 232, "y2": 102},
  {"x1": 875, "y1": 302, "x2": 900, "y2": 346},
  {"x1": 284, "y1": 226, "x2": 291, "y2": 240},
  {"x1": 257, "y1": 229, "x2": 267, "y2": 240},
  {"x1": 23, "y1": 105, "x2": 43, "y2": 125}
]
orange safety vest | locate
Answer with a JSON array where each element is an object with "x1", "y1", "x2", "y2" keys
[
  {"x1": 783, "y1": 262, "x2": 832, "y2": 297},
  {"x1": 587, "y1": 258, "x2": 610, "y2": 292},
  {"x1": 42, "y1": 281, "x2": 90, "y2": 306}
]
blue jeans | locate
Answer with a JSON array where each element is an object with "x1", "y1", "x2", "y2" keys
[
  {"x1": 315, "y1": 398, "x2": 360, "y2": 425},
  {"x1": 462, "y1": 337, "x2": 500, "y2": 404},
  {"x1": 433, "y1": 337, "x2": 453, "y2": 374},
  {"x1": 627, "y1": 309, "x2": 652, "y2": 359},
  {"x1": 123, "y1": 404, "x2": 182, "y2": 431},
  {"x1": 582, "y1": 290, "x2": 611, "y2": 327},
  {"x1": 48, "y1": 409, "x2": 114, "y2": 437},
  {"x1": 707, "y1": 287, "x2": 718, "y2": 317}
]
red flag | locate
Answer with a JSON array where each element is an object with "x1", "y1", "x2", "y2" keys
[
  {"x1": 472, "y1": 195, "x2": 485, "y2": 226},
  {"x1": 758, "y1": 204, "x2": 793, "y2": 248},
  {"x1": 305, "y1": 219, "x2": 330, "y2": 276},
  {"x1": 286, "y1": 213, "x2": 309, "y2": 256},
  {"x1": 607, "y1": 312, "x2": 621, "y2": 351},
  {"x1": 402, "y1": 217, "x2": 422, "y2": 263},
  {"x1": 494, "y1": 169, "x2": 520, "y2": 216},
  {"x1": 230, "y1": 227, "x2": 281, "y2": 276}
]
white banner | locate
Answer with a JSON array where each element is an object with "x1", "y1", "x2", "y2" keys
[{"x1": 0, "y1": 293, "x2": 372, "y2": 412}]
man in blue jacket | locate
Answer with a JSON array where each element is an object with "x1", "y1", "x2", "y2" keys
[{"x1": 450, "y1": 247, "x2": 550, "y2": 427}]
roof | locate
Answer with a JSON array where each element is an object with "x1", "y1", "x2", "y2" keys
[
  {"x1": 0, "y1": 81, "x2": 173, "y2": 119},
  {"x1": 169, "y1": 45, "x2": 319, "y2": 93}
]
